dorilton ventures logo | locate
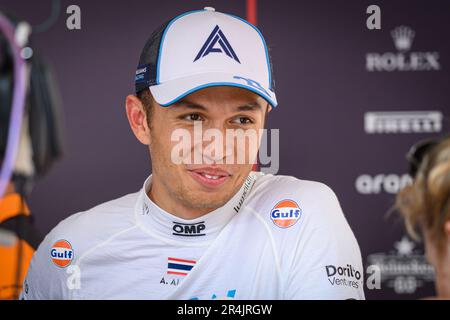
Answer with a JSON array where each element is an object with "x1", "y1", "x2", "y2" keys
[
  {"x1": 366, "y1": 26, "x2": 440, "y2": 72},
  {"x1": 325, "y1": 264, "x2": 362, "y2": 289},
  {"x1": 366, "y1": 236, "x2": 435, "y2": 294},
  {"x1": 364, "y1": 111, "x2": 443, "y2": 134}
]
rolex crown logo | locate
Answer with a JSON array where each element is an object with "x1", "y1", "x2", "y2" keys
[{"x1": 391, "y1": 26, "x2": 415, "y2": 51}]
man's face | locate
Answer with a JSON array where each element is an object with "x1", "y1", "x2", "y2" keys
[{"x1": 147, "y1": 86, "x2": 269, "y2": 214}]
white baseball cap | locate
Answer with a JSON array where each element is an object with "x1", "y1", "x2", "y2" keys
[{"x1": 135, "y1": 7, "x2": 277, "y2": 107}]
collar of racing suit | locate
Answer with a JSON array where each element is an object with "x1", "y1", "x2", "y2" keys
[{"x1": 134, "y1": 172, "x2": 258, "y2": 245}]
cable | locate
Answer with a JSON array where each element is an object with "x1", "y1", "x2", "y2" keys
[
  {"x1": 31, "y1": 0, "x2": 61, "y2": 34},
  {"x1": 0, "y1": 12, "x2": 28, "y2": 200}
]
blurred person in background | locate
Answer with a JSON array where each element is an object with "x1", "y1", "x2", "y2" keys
[
  {"x1": 396, "y1": 135, "x2": 450, "y2": 300},
  {"x1": 0, "y1": 10, "x2": 35, "y2": 300},
  {"x1": 0, "y1": 10, "x2": 63, "y2": 299}
]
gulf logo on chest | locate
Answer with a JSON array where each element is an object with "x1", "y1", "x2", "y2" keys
[
  {"x1": 270, "y1": 199, "x2": 302, "y2": 228},
  {"x1": 50, "y1": 239, "x2": 74, "y2": 267}
]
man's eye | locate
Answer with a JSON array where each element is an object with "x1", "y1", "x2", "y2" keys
[
  {"x1": 183, "y1": 114, "x2": 203, "y2": 121},
  {"x1": 232, "y1": 117, "x2": 253, "y2": 125}
]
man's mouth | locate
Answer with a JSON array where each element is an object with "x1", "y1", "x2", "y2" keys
[{"x1": 187, "y1": 168, "x2": 231, "y2": 188}]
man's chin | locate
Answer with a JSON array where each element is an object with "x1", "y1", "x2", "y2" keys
[
  {"x1": 181, "y1": 184, "x2": 235, "y2": 210},
  {"x1": 174, "y1": 193, "x2": 225, "y2": 211},
  {"x1": 178, "y1": 171, "x2": 245, "y2": 210}
]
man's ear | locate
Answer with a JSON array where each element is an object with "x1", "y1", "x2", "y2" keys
[{"x1": 125, "y1": 95, "x2": 151, "y2": 145}]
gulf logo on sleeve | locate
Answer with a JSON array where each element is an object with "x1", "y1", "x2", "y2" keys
[
  {"x1": 50, "y1": 239, "x2": 74, "y2": 267},
  {"x1": 270, "y1": 199, "x2": 302, "y2": 228}
]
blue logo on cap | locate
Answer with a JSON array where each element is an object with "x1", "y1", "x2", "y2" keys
[
  {"x1": 233, "y1": 76, "x2": 271, "y2": 97},
  {"x1": 194, "y1": 25, "x2": 240, "y2": 63}
]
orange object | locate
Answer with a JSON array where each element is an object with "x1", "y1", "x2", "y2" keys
[
  {"x1": 246, "y1": 0, "x2": 258, "y2": 26},
  {"x1": 0, "y1": 193, "x2": 35, "y2": 300}
]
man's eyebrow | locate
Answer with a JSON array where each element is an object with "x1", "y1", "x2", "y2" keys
[
  {"x1": 235, "y1": 103, "x2": 263, "y2": 112},
  {"x1": 171, "y1": 99, "x2": 263, "y2": 112},
  {"x1": 172, "y1": 100, "x2": 207, "y2": 111}
]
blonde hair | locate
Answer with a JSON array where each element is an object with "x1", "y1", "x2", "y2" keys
[{"x1": 396, "y1": 136, "x2": 450, "y2": 252}]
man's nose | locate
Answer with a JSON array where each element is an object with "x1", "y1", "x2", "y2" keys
[{"x1": 194, "y1": 122, "x2": 233, "y2": 164}]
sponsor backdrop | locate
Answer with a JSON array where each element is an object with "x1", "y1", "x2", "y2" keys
[{"x1": 1, "y1": 0, "x2": 449, "y2": 299}]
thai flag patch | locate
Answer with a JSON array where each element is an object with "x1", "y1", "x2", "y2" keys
[{"x1": 167, "y1": 257, "x2": 196, "y2": 276}]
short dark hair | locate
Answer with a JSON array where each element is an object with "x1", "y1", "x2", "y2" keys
[{"x1": 136, "y1": 88, "x2": 154, "y2": 128}]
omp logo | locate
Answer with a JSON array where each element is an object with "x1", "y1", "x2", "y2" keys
[
  {"x1": 366, "y1": 25, "x2": 440, "y2": 72},
  {"x1": 172, "y1": 221, "x2": 206, "y2": 237},
  {"x1": 194, "y1": 25, "x2": 240, "y2": 63},
  {"x1": 364, "y1": 111, "x2": 443, "y2": 134},
  {"x1": 355, "y1": 174, "x2": 413, "y2": 195}
]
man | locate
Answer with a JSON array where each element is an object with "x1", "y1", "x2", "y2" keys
[
  {"x1": 21, "y1": 8, "x2": 365, "y2": 299},
  {"x1": 396, "y1": 136, "x2": 450, "y2": 299}
]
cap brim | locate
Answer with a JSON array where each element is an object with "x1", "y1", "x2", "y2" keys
[{"x1": 149, "y1": 72, "x2": 277, "y2": 108}]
